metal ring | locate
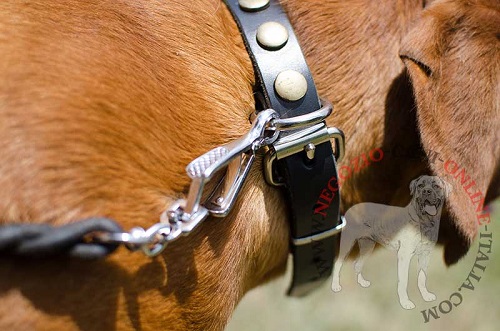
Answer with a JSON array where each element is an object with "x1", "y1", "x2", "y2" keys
[
  {"x1": 166, "y1": 225, "x2": 182, "y2": 242},
  {"x1": 270, "y1": 98, "x2": 332, "y2": 131},
  {"x1": 143, "y1": 223, "x2": 171, "y2": 241},
  {"x1": 94, "y1": 230, "x2": 151, "y2": 246},
  {"x1": 261, "y1": 127, "x2": 280, "y2": 147},
  {"x1": 260, "y1": 111, "x2": 280, "y2": 146},
  {"x1": 139, "y1": 224, "x2": 172, "y2": 257}
]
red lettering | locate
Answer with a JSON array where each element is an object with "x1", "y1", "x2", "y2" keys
[
  {"x1": 360, "y1": 154, "x2": 370, "y2": 170},
  {"x1": 318, "y1": 188, "x2": 334, "y2": 204},
  {"x1": 444, "y1": 160, "x2": 459, "y2": 174},
  {"x1": 314, "y1": 176, "x2": 338, "y2": 217},
  {"x1": 338, "y1": 165, "x2": 352, "y2": 183},
  {"x1": 327, "y1": 176, "x2": 339, "y2": 192},
  {"x1": 351, "y1": 155, "x2": 369, "y2": 173},
  {"x1": 477, "y1": 212, "x2": 491, "y2": 225},
  {"x1": 351, "y1": 156, "x2": 361, "y2": 172},
  {"x1": 369, "y1": 148, "x2": 384, "y2": 162},
  {"x1": 314, "y1": 201, "x2": 329, "y2": 217},
  {"x1": 454, "y1": 168, "x2": 470, "y2": 186},
  {"x1": 468, "y1": 191, "x2": 485, "y2": 213},
  {"x1": 464, "y1": 180, "x2": 477, "y2": 195}
]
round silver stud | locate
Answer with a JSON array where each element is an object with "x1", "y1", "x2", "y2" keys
[
  {"x1": 304, "y1": 143, "x2": 316, "y2": 160},
  {"x1": 238, "y1": 0, "x2": 270, "y2": 11},
  {"x1": 274, "y1": 70, "x2": 308, "y2": 101},
  {"x1": 256, "y1": 22, "x2": 289, "y2": 50}
]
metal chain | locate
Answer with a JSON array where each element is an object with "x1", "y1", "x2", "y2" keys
[
  {"x1": 92, "y1": 109, "x2": 282, "y2": 256},
  {"x1": 93, "y1": 200, "x2": 195, "y2": 257},
  {"x1": 0, "y1": 100, "x2": 335, "y2": 259},
  {"x1": 92, "y1": 101, "x2": 334, "y2": 257}
]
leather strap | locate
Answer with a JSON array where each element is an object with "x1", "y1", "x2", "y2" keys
[{"x1": 223, "y1": 0, "x2": 342, "y2": 296}]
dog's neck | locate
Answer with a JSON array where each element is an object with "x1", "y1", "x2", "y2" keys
[{"x1": 0, "y1": 1, "x2": 435, "y2": 330}]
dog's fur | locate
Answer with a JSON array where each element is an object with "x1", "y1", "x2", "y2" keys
[
  {"x1": 400, "y1": 0, "x2": 500, "y2": 253},
  {"x1": 331, "y1": 175, "x2": 450, "y2": 309},
  {"x1": 0, "y1": 0, "x2": 498, "y2": 330}
]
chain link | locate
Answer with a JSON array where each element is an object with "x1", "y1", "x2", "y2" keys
[
  {"x1": 93, "y1": 110, "x2": 279, "y2": 256},
  {"x1": 92, "y1": 100, "x2": 334, "y2": 257}
]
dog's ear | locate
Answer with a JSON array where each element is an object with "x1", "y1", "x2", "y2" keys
[
  {"x1": 400, "y1": 0, "x2": 500, "y2": 263},
  {"x1": 409, "y1": 177, "x2": 421, "y2": 196}
]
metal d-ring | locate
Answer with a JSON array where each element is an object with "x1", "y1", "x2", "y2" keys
[{"x1": 269, "y1": 98, "x2": 332, "y2": 131}]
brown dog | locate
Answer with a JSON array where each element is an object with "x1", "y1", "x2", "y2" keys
[{"x1": 0, "y1": 0, "x2": 498, "y2": 330}]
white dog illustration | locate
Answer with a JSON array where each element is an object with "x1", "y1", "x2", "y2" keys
[{"x1": 331, "y1": 175, "x2": 451, "y2": 309}]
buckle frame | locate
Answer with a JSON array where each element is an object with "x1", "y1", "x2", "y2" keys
[{"x1": 264, "y1": 100, "x2": 345, "y2": 187}]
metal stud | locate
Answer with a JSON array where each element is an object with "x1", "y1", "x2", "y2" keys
[
  {"x1": 256, "y1": 22, "x2": 288, "y2": 50},
  {"x1": 274, "y1": 70, "x2": 308, "y2": 101},
  {"x1": 238, "y1": 0, "x2": 270, "y2": 11},
  {"x1": 304, "y1": 143, "x2": 316, "y2": 160}
]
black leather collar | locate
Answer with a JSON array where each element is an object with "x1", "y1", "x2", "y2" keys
[{"x1": 224, "y1": 0, "x2": 344, "y2": 296}]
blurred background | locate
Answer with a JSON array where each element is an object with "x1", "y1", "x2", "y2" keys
[{"x1": 227, "y1": 200, "x2": 499, "y2": 331}]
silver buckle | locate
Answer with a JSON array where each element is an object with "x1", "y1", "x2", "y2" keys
[
  {"x1": 264, "y1": 99, "x2": 345, "y2": 187},
  {"x1": 292, "y1": 216, "x2": 346, "y2": 246}
]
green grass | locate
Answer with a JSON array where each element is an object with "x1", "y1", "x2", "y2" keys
[{"x1": 226, "y1": 200, "x2": 499, "y2": 331}]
